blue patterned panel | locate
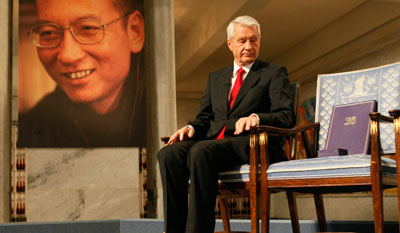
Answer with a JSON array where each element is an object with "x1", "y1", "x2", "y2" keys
[{"x1": 316, "y1": 62, "x2": 400, "y2": 154}]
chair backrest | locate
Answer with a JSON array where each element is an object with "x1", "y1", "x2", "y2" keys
[{"x1": 316, "y1": 61, "x2": 400, "y2": 154}]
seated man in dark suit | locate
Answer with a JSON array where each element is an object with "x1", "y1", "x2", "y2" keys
[{"x1": 158, "y1": 15, "x2": 295, "y2": 233}]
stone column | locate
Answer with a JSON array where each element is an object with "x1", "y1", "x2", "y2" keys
[
  {"x1": 144, "y1": 0, "x2": 177, "y2": 218},
  {"x1": 0, "y1": 0, "x2": 12, "y2": 223}
]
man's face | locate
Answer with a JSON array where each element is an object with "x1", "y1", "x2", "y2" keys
[
  {"x1": 227, "y1": 24, "x2": 260, "y2": 67},
  {"x1": 35, "y1": 0, "x2": 134, "y2": 113}
]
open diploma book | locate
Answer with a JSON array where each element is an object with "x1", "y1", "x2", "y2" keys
[{"x1": 322, "y1": 100, "x2": 377, "y2": 156}]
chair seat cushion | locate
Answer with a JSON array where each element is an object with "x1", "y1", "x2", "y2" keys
[{"x1": 218, "y1": 155, "x2": 397, "y2": 185}]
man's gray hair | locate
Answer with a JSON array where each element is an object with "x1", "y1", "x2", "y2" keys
[{"x1": 226, "y1": 15, "x2": 261, "y2": 40}]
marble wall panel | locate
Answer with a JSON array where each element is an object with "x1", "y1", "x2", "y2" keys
[
  {"x1": 84, "y1": 188, "x2": 139, "y2": 220},
  {"x1": 27, "y1": 189, "x2": 85, "y2": 222},
  {"x1": 26, "y1": 148, "x2": 140, "y2": 222}
]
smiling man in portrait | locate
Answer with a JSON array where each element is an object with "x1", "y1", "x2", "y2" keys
[{"x1": 18, "y1": 0, "x2": 145, "y2": 147}]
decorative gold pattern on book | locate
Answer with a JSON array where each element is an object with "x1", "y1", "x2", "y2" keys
[{"x1": 344, "y1": 116, "x2": 357, "y2": 126}]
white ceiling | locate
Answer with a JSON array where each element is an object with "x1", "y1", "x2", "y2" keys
[{"x1": 174, "y1": 0, "x2": 400, "y2": 93}]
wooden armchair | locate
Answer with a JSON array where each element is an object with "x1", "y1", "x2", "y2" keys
[
  {"x1": 219, "y1": 62, "x2": 400, "y2": 233},
  {"x1": 217, "y1": 82, "x2": 302, "y2": 233},
  {"x1": 247, "y1": 110, "x2": 399, "y2": 233}
]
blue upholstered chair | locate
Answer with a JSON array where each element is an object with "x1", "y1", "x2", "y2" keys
[{"x1": 218, "y1": 62, "x2": 400, "y2": 233}]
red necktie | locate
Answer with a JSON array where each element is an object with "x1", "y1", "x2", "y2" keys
[{"x1": 216, "y1": 68, "x2": 245, "y2": 139}]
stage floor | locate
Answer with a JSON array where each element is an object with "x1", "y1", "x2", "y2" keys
[{"x1": 0, "y1": 219, "x2": 398, "y2": 233}]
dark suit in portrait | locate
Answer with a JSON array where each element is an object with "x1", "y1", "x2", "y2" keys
[{"x1": 158, "y1": 16, "x2": 295, "y2": 233}]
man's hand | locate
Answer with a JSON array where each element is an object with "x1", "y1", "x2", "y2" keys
[
  {"x1": 167, "y1": 126, "x2": 195, "y2": 145},
  {"x1": 234, "y1": 114, "x2": 259, "y2": 135}
]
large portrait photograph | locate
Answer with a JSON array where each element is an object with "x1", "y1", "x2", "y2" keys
[{"x1": 17, "y1": 0, "x2": 146, "y2": 148}]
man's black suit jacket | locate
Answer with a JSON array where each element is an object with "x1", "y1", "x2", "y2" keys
[{"x1": 189, "y1": 59, "x2": 295, "y2": 162}]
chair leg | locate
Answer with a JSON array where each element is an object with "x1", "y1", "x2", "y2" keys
[
  {"x1": 313, "y1": 193, "x2": 327, "y2": 232},
  {"x1": 286, "y1": 192, "x2": 300, "y2": 233},
  {"x1": 398, "y1": 181, "x2": 400, "y2": 233},
  {"x1": 219, "y1": 197, "x2": 232, "y2": 233},
  {"x1": 397, "y1": 158, "x2": 400, "y2": 233},
  {"x1": 261, "y1": 190, "x2": 270, "y2": 233},
  {"x1": 371, "y1": 181, "x2": 384, "y2": 233},
  {"x1": 250, "y1": 193, "x2": 259, "y2": 233}
]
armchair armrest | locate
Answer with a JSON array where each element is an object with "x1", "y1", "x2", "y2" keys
[
  {"x1": 161, "y1": 137, "x2": 169, "y2": 144},
  {"x1": 161, "y1": 122, "x2": 321, "y2": 144},
  {"x1": 389, "y1": 109, "x2": 400, "y2": 120},
  {"x1": 369, "y1": 111, "x2": 397, "y2": 158},
  {"x1": 256, "y1": 122, "x2": 320, "y2": 136},
  {"x1": 370, "y1": 112, "x2": 394, "y2": 123},
  {"x1": 388, "y1": 110, "x2": 400, "y2": 162},
  {"x1": 256, "y1": 122, "x2": 320, "y2": 160}
]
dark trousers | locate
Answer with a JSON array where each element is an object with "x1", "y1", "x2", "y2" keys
[{"x1": 158, "y1": 138, "x2": 249, "y2": 233}]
